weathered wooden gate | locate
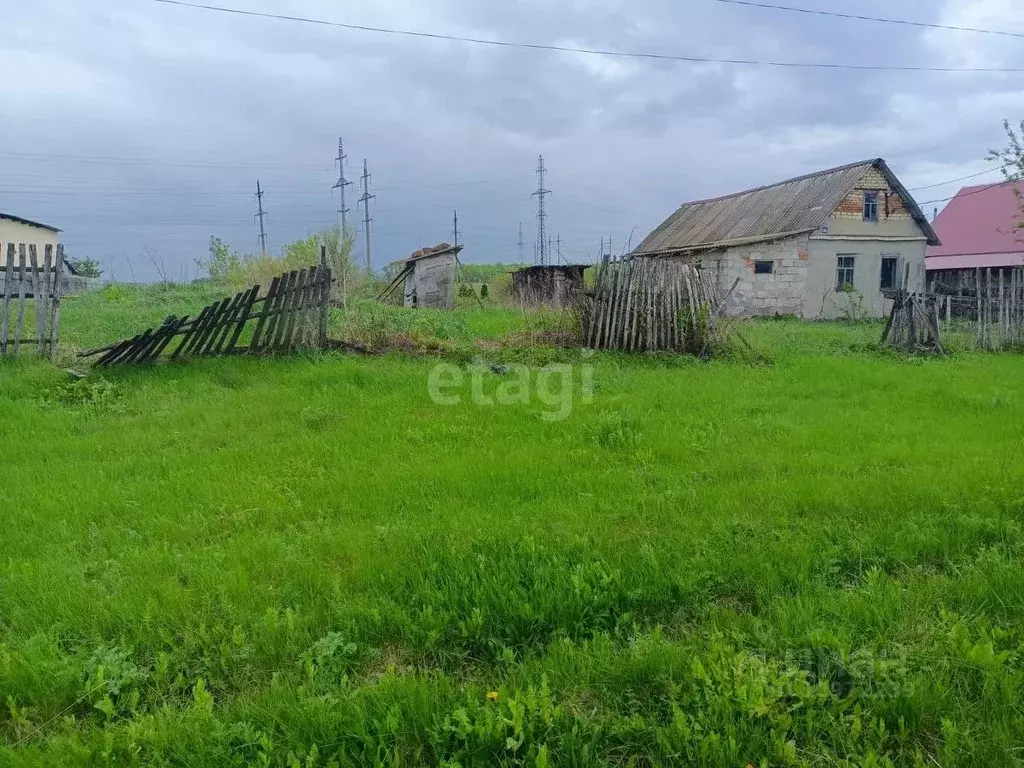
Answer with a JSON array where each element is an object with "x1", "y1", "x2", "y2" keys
[
  {"x1": 0, "y1": 243, "x2": 65, "y2": 359},
  {"x1": 80, "y1": 263, "x2": 332, "y2": 366}
]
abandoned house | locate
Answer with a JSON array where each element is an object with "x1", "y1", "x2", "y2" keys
[
  {"x1": 926, "y1": 181, "x2": 1024, "y2": 294},
  {"x1": 392, "y1": 243, "x2": 460, "y2": 310},
  {"x1": 632, "y1": 159, "x2": 941, "y2": 319},
  {"x1": 510, "y1": 264, "x2": 588, "y2": 308}
]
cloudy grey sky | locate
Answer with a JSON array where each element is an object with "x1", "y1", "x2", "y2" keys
[{"x1": 3, "y1": 0, "x2": 1024, "y2": 280}]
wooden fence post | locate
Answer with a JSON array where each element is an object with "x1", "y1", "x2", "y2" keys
[
  {"x1": 1, "y1": 244, "x2": 13, "y2": 355},
  {"x1": 319, "y1": 245, "x2": 329, "y2": 349},
  {"x1": 49, "y1": 244, "x2": 64, "y2": 360}
]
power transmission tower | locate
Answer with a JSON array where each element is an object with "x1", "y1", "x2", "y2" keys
[
  {"x1": 358, "y1": 159, "x2": 375, "y2": 274},
  {"x1": 517, "y1": 222, "x2": 524, "y2": 262},
  {"x1": 531, "y1": 155, "x2": 550, "y2": 265},
  {"x1": 333, "y1": 138, "x2": 352, "y2": 234},
  {"x1": 452, "y1": 209, "x2": 460, "y2": 247},
  {"x1": 255, "y1": 180, "x2": 268, "y2": 255}
]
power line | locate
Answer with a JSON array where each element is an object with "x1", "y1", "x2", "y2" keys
[
  {"x1": 151, "y1": 0, "x2": 1024, "y2": 73},
  {"x1": 907, "y1": 164, "x2": 1011, "y2": 191},
  {"x1": 716, "y1": 0, "x2": 1024, "y2": 40}
]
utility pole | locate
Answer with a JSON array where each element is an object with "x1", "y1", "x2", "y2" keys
[
  {"x1": 333, "y1": 138, "x2": 352, "y2": 234},
  {"x1": 517, "y1": 222, "x2": 524, "y2": 263},
  {"x1": 358, "y1": 159, "x2": 375, "y2": 274},
  {"x1": 556, "y1": 233, "x2": 561, "y2": 263},
  {"x1": 452, "y1": 209, "x2": 460, "y2": 247},
  {"x1": 531, "y1": 155, "x2": 550, "y2": 265},
  {"x1": 255, "y1": 180, "x2": 268, "y2": 255},
  {"x1": 600, "y1": 236, "x2": 604, "y2": 261},
  {"x1": 548, "y1": 236, "x2": 552, "y2": 266}
]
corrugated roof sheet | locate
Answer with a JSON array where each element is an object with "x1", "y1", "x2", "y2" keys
[
  {"x1": 634, "y1": 158, "x2": 938, "y2": 255},
  {"x1": 926, "y1": 181, "x2": 1024, "y2": 271}
]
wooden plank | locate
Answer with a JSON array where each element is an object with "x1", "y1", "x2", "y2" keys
[
  {"x1": 48, "y1": 245, "x2": 64, "y2": 360},
  {"x1": 117, "y1": 329, "x2": 156, "y2": 366},
  {"x1": 40, "y1": 246, "x2": 53, "y2": 355},
  {"x1": 13, "y1": 246, "x2": 27, "y2": 356},
  {"x1": 281, "y1": 268, "x2": 311, "y2": 352},
  {"x1": 145, "y1": 315, "x2": 190, "y2": 362},
  {"x1": 274, "y1": 269, "x2": 305, "y2": 351},
  {"x1": 1, "y1": 244, "x2": 14, "y2": 355},
  {"x1": 171, "y1": 304, "x2": 211, "y2": 359},
  {"x1": 195, "y1": 297, "x2": 234, "y2": 356},
  {"x1": 265, "y1": 271, "x2": 298, "y2": 351},
  {"x1": 249, "y1": 275, "x2": 282, "y2": 352},
  {"x1": 205, "y1": 292, "x2": 246, "y2": 355},
  {"x1": 28, "y1": 246, "x2": 44, "y2": 353},
  {"x1": 225, "y1": 285, "x2": 261, "y2": 354},
  {"x1": 318, "y1": 246, "x2": 330, "y2": 348},
  {"x1": 96, "y1": 336, "x2": 139, "y2": 367},
  {"x1": 294, "y1": 267, "x2": 318, "y2": 349}
]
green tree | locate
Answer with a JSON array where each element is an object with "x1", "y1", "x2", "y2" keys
[
  {"x1": 196, "y1": 236, "x2": 241, "y2": 282},
  {"x1": 67, "y1": 257, "x2": 102, "y2": 278}
]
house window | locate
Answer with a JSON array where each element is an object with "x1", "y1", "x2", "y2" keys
[
  {"x1": 880, "y1": 255, "x2": 900, "y2": 291},
  {"x1": 863, "y1": 191, "x2": 879, "y2": 222},
  {"x1": 754, "y1": 260, "x2": 773, "y2": 275},
  {"x1": 836, "y1": 255, "x2": 856, "y2": 291}
]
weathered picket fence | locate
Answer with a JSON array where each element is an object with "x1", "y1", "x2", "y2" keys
[
  {"x1": 81, "y1": 263, "x2": 332, "y2": 366},
  {"x1": 584, "y1": 254, "x2": 723, "y2": 354},
  {"x1": 1, "y1": 243, "x2": 65, "y2": 359}
]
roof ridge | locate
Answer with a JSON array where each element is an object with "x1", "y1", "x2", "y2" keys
[{"x1": 678, "y1": 158, "x2": 880, "y2": 208}]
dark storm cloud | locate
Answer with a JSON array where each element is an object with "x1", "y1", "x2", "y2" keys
[{"x1": 1, "y1": 0, "x2": 1022, "y2": 278}]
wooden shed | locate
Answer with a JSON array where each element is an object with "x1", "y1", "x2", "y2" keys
[
  {"x1": 510, "y1": 264, "x2": 587, "y2": 309},
  {"x1": 392, "y1": 243, "x2": 460, "y2": 310}
]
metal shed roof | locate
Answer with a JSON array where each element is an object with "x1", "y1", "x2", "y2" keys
[
  {"x1": 926, "y1": 181, "x2": 1024, "y2": 270},
  {"x1": 634, "y1": 159, "x2": 939, "y2": 256}
]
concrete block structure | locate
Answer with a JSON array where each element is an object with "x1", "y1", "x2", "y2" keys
[{"x1": 633, "y1": 160, "x2": 940, "y2": 319}]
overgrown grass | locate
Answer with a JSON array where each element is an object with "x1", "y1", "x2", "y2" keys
[{"x1": 2, "y1": 287, "x2": 1024, "y2": 765}]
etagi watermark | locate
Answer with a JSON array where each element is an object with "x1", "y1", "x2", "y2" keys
[{"x1": 427, "y1": 356, "x2": 594, "y2": 422}]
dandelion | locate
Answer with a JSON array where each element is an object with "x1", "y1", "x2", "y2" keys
[{"x1": 487, "y1": 691, "x2": 499, "y2": 702}]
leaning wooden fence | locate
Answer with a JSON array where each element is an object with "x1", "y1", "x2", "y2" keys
[
  {"x1": 80, "y1": 263, "x2": 331, "y2": 367},
  {"x1": 583, "y1": 255, "x2": 723, "y2": 354},
  {"x1": 1, "y1": 243, "x2": 65, "y2": 359}
]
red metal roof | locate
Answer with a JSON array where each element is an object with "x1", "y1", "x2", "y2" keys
[{"x1": 926, "y1": 181, "x2": 1024, "y2": 270}]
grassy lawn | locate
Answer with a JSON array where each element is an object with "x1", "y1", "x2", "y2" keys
[{"x1": 1, "y1": 286, "x2": 1023, "y2": 765}]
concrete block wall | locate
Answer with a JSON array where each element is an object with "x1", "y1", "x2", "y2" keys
[{"x1": 711, "y1": 234, "x2": 811, "y2": 317}]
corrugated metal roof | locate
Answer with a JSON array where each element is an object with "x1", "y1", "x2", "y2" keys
[
  {"x1": 634, "y1": 158, "x2": 938, "y2": 255},
  {"x1": 926, "y1": 181, "x2": 1024, "y2": 271},
  {"x1": 0, "y1": 212, "x2": 61, "y2": 233}
]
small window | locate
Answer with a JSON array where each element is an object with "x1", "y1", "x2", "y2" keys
[
  {"x1": 754, "y1": 260, "x2": 773, "y2": 275},
  {"x1": 836, "y1": 255, "x2": 856, "y2": 291},
  {"x1": 863, "y1": 191, "x2": 879, "y2": 222},
  {"x1": 880, "y1": 255, "x2": 900, "y2": 291}
]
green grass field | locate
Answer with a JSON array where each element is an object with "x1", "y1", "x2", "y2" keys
[{"x1": 1, "y1": 285, "x2": 1024, "y2": 766}]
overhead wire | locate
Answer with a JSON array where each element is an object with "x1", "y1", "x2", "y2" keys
[
  {"x1": 151, "y1": 0, "x2": 1024, "y2": 73},
  {"x1": 715, "y1": 0, "x2": 1024, "y2": 40}
]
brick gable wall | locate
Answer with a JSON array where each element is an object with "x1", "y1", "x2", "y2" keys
[{"x1": 833, "y1": 169, "x2": 910, "y2": 220}]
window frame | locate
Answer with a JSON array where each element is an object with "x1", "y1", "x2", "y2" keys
[
  {"x1": 879, "y1": 255, "x2": 900, "y2": 292},
  {"x1": 753, "y1": 260, "x2": 774, "y2": 275},
  {"x1": 863, "y1": 191, "x2": 879, "y2": 222},
  {"x1": 836, "y1": 254, "x2": 856, "y2": 292}
]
